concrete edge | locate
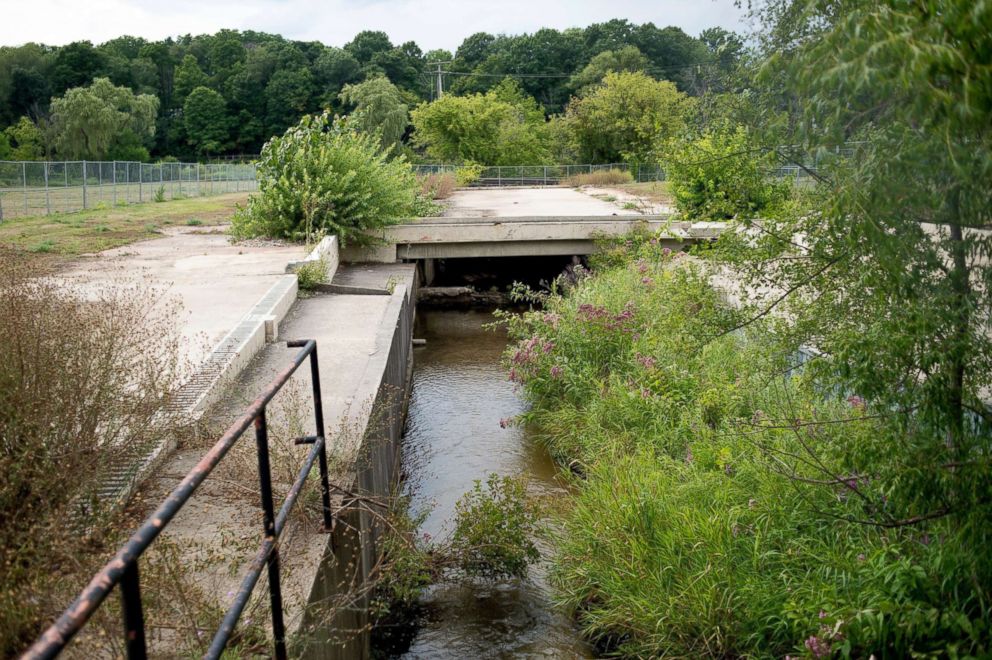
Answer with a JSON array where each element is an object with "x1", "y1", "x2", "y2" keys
[{"x1": 286, "y1": 236, "x2": 340, "y2": 279}]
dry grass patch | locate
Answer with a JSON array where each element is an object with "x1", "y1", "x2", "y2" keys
[
  {"x1": 564, "y1": 169, "x2": 634, "y2": 187},
  {"x1": 616, "y1": 181, "x2": 673, "y2": 205}
]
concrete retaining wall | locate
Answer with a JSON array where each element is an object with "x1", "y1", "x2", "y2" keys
[{"x1": 294, "y1": 285, "x2": 415, "y2": 659}]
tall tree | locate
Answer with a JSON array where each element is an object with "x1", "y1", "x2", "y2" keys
[
  {"x1": 49, "y1": 77, "x2": 158, "y2": 159},
  {"x1": 567, "y1": 70, "x2": 690, "y2": 163},
  {"x1": 184, "y1": 86, "x2": 229, "y2": 156},
  {"x1": 339, "y1": 76, "x2": 409, "y2": 151},
  {"x1": 51, "y1": 41, "x2": 106, "y2": 94}
]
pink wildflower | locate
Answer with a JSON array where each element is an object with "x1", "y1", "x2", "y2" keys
[{"x1": 550, "y1": 365, "x2": 563, "y2": 379}]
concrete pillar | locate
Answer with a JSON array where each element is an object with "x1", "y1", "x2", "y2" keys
[{"x1": 420, "y1": 258, "x2": 437, "y2": 286}]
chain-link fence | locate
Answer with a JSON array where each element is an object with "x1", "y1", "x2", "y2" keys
[
  {"x1": 412, "y1": 163, "x2": 667, "y2": 187},
  {"x1": 0, "y1": 160, "x2": 258, "y2": 220}
]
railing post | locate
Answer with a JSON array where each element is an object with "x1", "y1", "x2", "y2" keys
[
  {"x1": 254, "y1": 410, "x2": 288, "y2": 660},
  {"x1": 306, "y1": 346, "x2": 333, "y2": 533},
  {"x1": 120, "y1": 562, "x2": 148, "y2": 660},
  {"x1": 138, "y1": 162, "x2": 143, "y2": 202},
  {"x1": 112, "y1": 160, "x2": 117, "y2": 206},
  {"x1": 23, "y1": 161, "x2": 28, "y2": 215},
  {"x1": 82, "y1": 160, "x2": 88, "y2": 210}
]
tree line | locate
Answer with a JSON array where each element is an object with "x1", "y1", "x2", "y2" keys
[{"x1": 0, "y1": 21, "x2": 742, "y2": 162}]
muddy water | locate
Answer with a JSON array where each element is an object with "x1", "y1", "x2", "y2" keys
[{"x1": 396, "y1": 310, "x2": 593, "y2": 659}]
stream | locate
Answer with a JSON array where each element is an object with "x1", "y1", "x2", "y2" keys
[{"x1": 387, "y1": 309, "x2": 593, "y2": 659}]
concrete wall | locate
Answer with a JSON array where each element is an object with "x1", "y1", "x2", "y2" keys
[{"x1": 294, "y1": 285, "x2": 415, "y2": 659}]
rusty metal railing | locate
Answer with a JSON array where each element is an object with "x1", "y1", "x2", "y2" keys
[{"x1": 22, "y1": 339, "x2": 332, "y2": 660}]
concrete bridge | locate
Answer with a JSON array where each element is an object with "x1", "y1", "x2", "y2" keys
[
  {"x1": 339, "y1": 188, "x2": 721, "y2": 262},
  {"x1": 343, "y1": 215, "x2": 724, "y2": 262}
]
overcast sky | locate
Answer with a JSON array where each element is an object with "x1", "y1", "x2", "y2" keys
[{"x1": 0, "y1": 0, "x2": 749, "y2": 51}]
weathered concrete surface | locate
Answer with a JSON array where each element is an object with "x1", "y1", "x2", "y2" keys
[
  {"x1": 137, "y1": 263, "x2": 417, "y2": 659},
  {"x1": 60, "y1": 226, "x2": 304, "y2": 366},
  {"x1": 581, "y1": 185, "x2": 676, "y2": 215},
  {"x1": 442, "y1": 186, "x2": 641, "y2": 218}
]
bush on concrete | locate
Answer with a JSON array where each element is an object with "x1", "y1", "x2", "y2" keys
[{"x1": 232, "y1": 111, "x2": 421, "y2": 246}]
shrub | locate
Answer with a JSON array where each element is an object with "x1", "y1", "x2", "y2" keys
[
  {"x1": 0, "y1": 250, "x2": 182, "y2": 655},
  {"x1": 295, "y1": 257, "x2": 328, "y2": 291},
  {"x1": 664, "y1": 124, "x2": 789, "y2": 220},
  {"x1": 454, "y1": 163, "x2": 483, "y2": 187},
  {"x1": 564, "y1": 169, "x2": 634, "y2": 187},
  {"x1": 448, "y1": 473, "x2": 539, "y2": 580},
  {"x1": 231, "y1": 111, "x2": 420, "y2": 246}
]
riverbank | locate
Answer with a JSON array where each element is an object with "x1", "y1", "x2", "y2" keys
[{"x1": 500, "y1": 232, "x2": 992, "y2": 657}]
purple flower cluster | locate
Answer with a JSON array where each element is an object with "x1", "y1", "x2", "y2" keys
[{"x1": 636, "y1": 353, "x2": 657, "y2": 369}]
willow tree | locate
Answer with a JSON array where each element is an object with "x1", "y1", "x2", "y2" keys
[
  {"x1": 49, "y1": 77, "x2": 158, "y2": 160},
  {"x1": 726, "y1": 0, "x2": 992, "y2": 536},
  {"x1": 338, "y1": 75, "x2": 409, "y2": 152}
]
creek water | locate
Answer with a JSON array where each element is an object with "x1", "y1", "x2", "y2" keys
[{"x1": 389, "y1": 309, "x2": 593, "y2": 659}]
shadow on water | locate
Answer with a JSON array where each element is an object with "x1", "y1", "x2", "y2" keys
[{"x1": 383, "y1": 309, "x2": 593, "y2": 659}]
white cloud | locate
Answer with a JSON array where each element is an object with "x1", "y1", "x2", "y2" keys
[{"x1": 0, "y1": 0, "x2": 747, "y2": 49}]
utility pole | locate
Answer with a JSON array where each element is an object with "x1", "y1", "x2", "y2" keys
[{"x1": 428, "y1": 61, "x2": 452, "y2": 100}]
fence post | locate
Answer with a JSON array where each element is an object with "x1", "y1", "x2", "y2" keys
[
  {"x1": 82, "y1": 161, "x2": 88, "y2": 210},
  {"x1": 196, "y1": 163, "x2": 201, "y2": 196},
  {"x1": 138, "y1": 163, "x2": 143, "y2": 202},
  {"x1": 124, "y1": 161, "x2": 130, "y2": 205},
  {"x1": 22, "y1": 161, "x2": 28, "y2": 216},
  {"x1": 64, "y1": 165, "x2": 69, "y2": 213},
  {"x1": 112, "y1": 160, "x2": 117, "y2": 206},
  {"x1": 177, "y1": 163, "x2": 181, "y2": 198},
  {"x1": 44, "y1": 162, "x2": 50, "y2": 215}
]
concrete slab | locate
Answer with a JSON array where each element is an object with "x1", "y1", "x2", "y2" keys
[
  {"x1": 136, "y1": 264, "x2": 417, "y2": 652},
  {"x1": 442, "y1": 186, "x2": 640, "y2": 218},
  {"x1": 59, "y1": 227, "x2": 305, "y2": 366}
]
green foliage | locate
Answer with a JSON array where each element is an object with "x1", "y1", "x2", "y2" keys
[
  {"x1": 172, "y1": 54, "x2": 208, "y2": 103},
  {"x1": 49, "y1": 77, "x2": 158, "y2": 160},
  {"x1": 338, "y1": 76, "x2": 409, "y2": 152},
  {"x1": 567, "y1": 71, "x2": 691, "y2": 163},
  {"x1": 454, "y1": 163, "x2": 483, "y2": 186},
  {"x1": 449, "y1": 473, "x2": 540, "y2": 580},
  {"x1": 501, "y1": 233, "x2": 992, "y2": 656},
  {"x1": 231, "y1": 111, "x2": 419, "y2": 245},
  {"x1": 3, "y1": 117, "x2": 45, "y2": 160},
  {"x1": 665, "y1": 124, "x2": 789, "y2": 220},
  {"x1": 411, "y1": 79, "x2": 550, "y2": 165},
  {"x1": 183, "y1": 86, "x2": 230, "y2": 156},
  {"x1": 732, "y1": 0, "x2": 992, "y2": 555},
  {"x1": 568, "y1": 45, "x2": 649, "y2": 94},
  {"x1": 0, "y1": 23, "x2": 737, "y2": 159},
  {"x1": 295, "y1": 258, "x2": 327, "y2": 291},
  {"x1": 153, "y1": 185, "x2": 165, "y2": 202}
]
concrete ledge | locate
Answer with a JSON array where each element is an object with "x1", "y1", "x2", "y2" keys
[{"x1": 286, "y1": 236, "x2": 340, "y2": 278}]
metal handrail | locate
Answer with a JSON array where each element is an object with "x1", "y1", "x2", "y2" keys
[{"x1": 22, "y1": 339, "x2": 332, "y2": 660}]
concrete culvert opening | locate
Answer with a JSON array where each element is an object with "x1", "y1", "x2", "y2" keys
[{"x1": 415, "y1": 255, "x2": 588, "y2": 307}]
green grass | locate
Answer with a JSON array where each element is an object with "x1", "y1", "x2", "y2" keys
[{"x1": 0, "y1": 192, "x2": 249, "y2": 257}]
